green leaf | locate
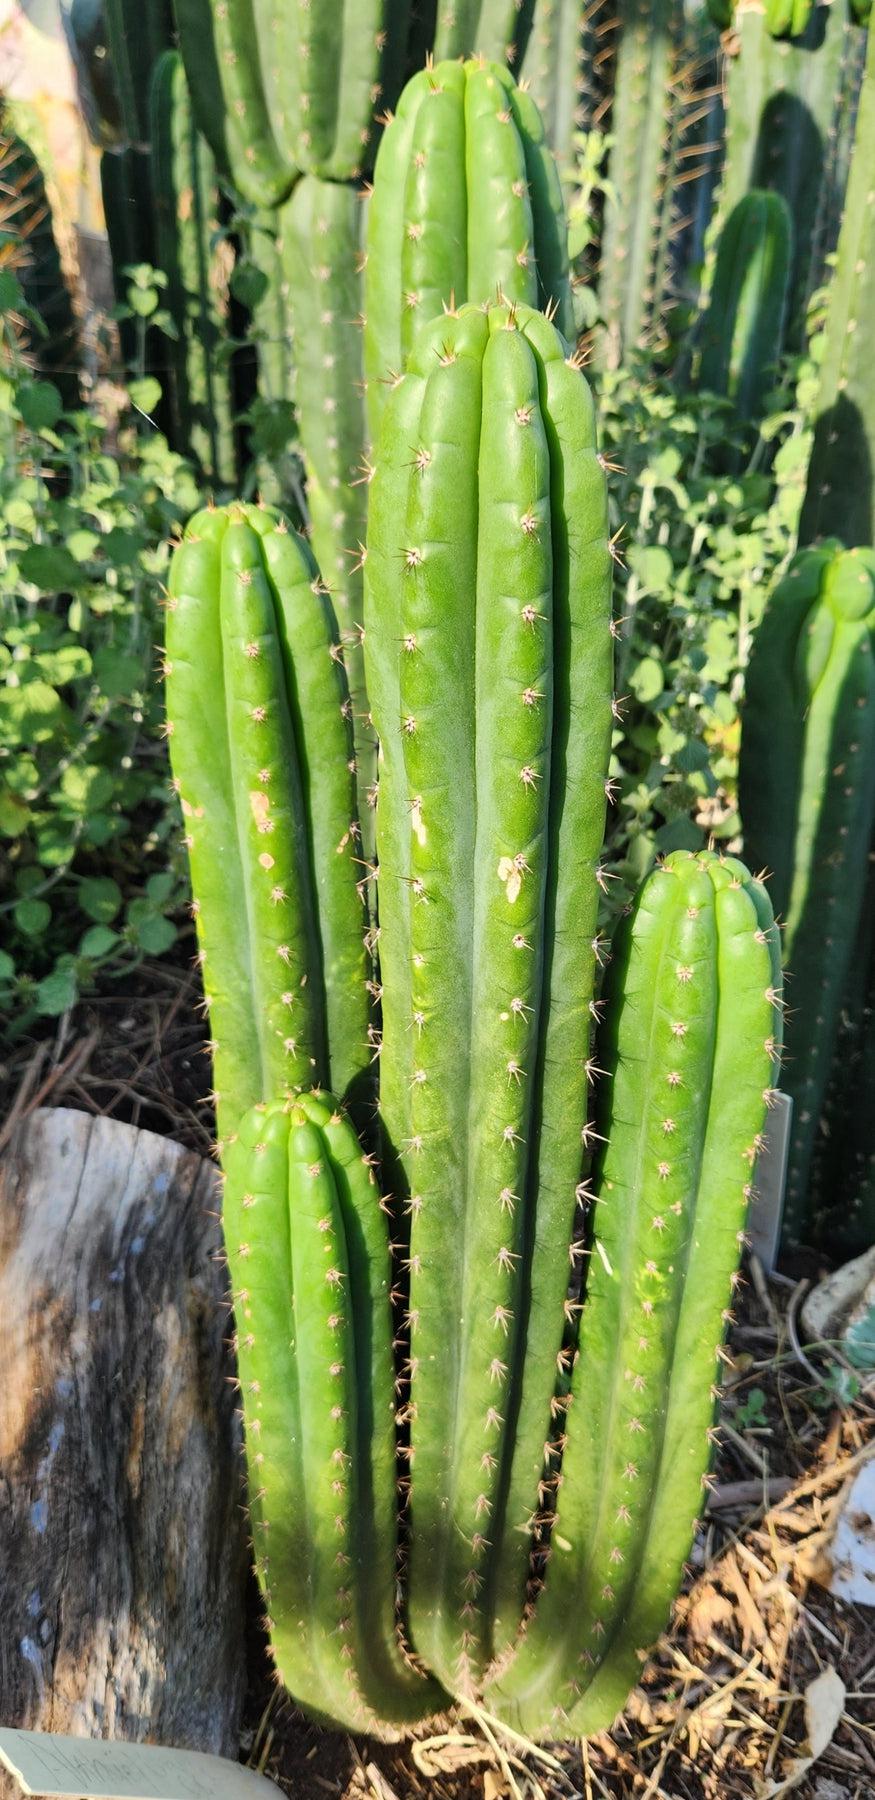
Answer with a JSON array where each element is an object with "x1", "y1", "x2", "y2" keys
[
  {"x1": 629, "y1": 656, "x2": 665, "y2": 705},
  {"x1": 17, "y1": 380, "x2": 63, "y2": 431},
  {"x1": 79, "y1": 924, "x2": 118, "y2": 958},
  {"x1": 92, "y1": 647, "x2": 147, "y2": 696},
  {"x1": 230, "y1": 259, "x2": 269, "y2": 309},
  {"x1": 61, "y1": 764, "x2": 114, "y2": 809},
  {"x1": 133, "y1": 913, "x2": 177, "y2": 955},
  {"x1": 35, "y1": 964, "x2": 78, "y2": 1016},
  {"x1": 626, "y1": 544, "x2": 673, "y2": 595},
  {"x1": 127, "y1": 376, "x2": 162, "y2": 416},
  {"x1": 0, "y1": 949, "x2": 15, "y2": 983},
  {"x1": 654, "y1": 816, "x2": 704, "y2": 854},
  {"x1": 79, "y1": 875, "x2": 123, "y2": 922},
  {"x1": 0, "y1": 790, "x2": 32, "y2": 836},
  {"x1": 19, "y1": 544, "x2": 85, "y2": 591},
  {"x1": 128, "y1": 284, "x2": 159, "y2": 317},
  {"x1": 14, "y1": 897, "x2": 51, "y2": 936},
  {"x1": 0, "y1": 269, "x2": 24, "y2": 311},
  {"x1": 146, "y1": 870, "x2": 175, "y2": 905}
]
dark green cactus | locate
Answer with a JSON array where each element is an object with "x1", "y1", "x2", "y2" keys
[
  {"x1": 364, "y1": 297, "x2": 614, "y2": 1693},
  {"x1": 150, "y1": 52, "x2": 237, "y2": 486},
  {"x1": 595, "y1": 0, "x2": 693, "y2": 367},
  {"x1": 799, "y1": 19, "x2": 875, "y2": 548},
  {"x1": 812, "y1": 852, "x2": 875, "y2": 1258},
  {"x1": 739, "y1": 543, "x2": 875, "y2": 1250},
  {"x1": 699, "y1": 189, "x2": 792, "y2": 422},
  {"x1": 223, "y1": 1093, "x2": 442, "y2": 1729},
  {"x1": 105, "y1": 0, "x2": 173, "y2": 146},
  {"x1": 276, "y1": 176, "x2": 372, "y2": 826},
  {"x1": 715, "y1": 0, "x2": 859, "y2": 343},
  {"x1": 487, "y1": 851, "x2": 782, "y2": 1736},
  {"x1": 165, "y1": 503, "x2": 372, "y2": 1149},
  {"x1": 0, "y1": 120, "x2": 80, "y2": 406},
  {"x1": 363, "y1": 58, "x2": 574, "y2": 445},
  {"x1": 175, "y1": 0, "x2": 411, "y2": 199}
]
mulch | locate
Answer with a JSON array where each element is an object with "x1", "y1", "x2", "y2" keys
[{"x1": 1, "y1": 948, "x2": 872, "y2": 1800}]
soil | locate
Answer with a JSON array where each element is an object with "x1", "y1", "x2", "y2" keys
[{"x1": 2, "y1": 943, "x2": 873, "y2": 1800}]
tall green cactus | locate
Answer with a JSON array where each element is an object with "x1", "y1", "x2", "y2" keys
[
  {"x1": 105, "y1": 0, "x2": 173, "y2": 146},
  {"x1": 363, "y1": 58, "x2": 574, "y2": 445},
  {"x1": 714, "y1": 0, "x2": 858, "y2": 341},
  {"x1": 431, "y1": 0, "x2": 529, "y2": 61},
  {"x1": 799, "y1": 18, "x2": 875, "y2": 548},
  {"x1": 276, "y1": 176, "x2": 372, "y2": 823},
  {"x1": 150, "y1": 52, "x2": 237, "y2": 486},
  {"x1": 517, "y1": 0, "x2": 593, "y2": 165},
  {"x1": 487, "y1": 850, "x2": 782, "y2": 1736},
  {"x1": 223, "y1": 1093, "x2": 442, "y2": 1729},
  {"x1": 699, "y1": 189, "x2": 792, "y2": 422},
  {"x1": 165, "y1": 503, "x2": 372, "y2": 1148},
  {"x1": 364, "y1": 297, "x2": 614, "y2": 1693},
  {"x1": 175, "y1": 0, "x2": 411, "y2": 200},
  {"x1": 812, "y1": 855, "x2": 875, "y2": 1257},
  {"x1": 739, "y1": 543, "x2": 875, "y2": 1249},
  {"x1": 595, "y1": 0, "x2": 691, "y2": 367}
]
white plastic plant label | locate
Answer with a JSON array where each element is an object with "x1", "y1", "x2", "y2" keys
[{"x1": 0, "y1": 1733, "x2": 278, "y2": 1800}]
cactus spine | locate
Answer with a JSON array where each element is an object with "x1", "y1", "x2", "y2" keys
[
  {"x1": 800, "y1": 19, "x2": 875, "y2": 548},
  {"x1": 223, "y1": 1095, "x2": 443, "y2": 1728},
  {"x1": 150, "y1": 53, "x2": 237, "y2": 486},
  {"x1": 487, "y1": 851, "x2": 782, "y2": 1736},
  {"x1": 165, "y1": 503, "x2": 371, "y2": 1147},
  {"x1": 363, "y1": 58, "x2": 574, "y2": 444},
  {"x1": 699, "y1": 190, "x2": 792, "y2": 421},
  {"x1": 739, "y1": 543, "x2": 875, "y2": 1248},
  {"x1": 364, "y1": 299, "x2": 613, "y2": 1692}
]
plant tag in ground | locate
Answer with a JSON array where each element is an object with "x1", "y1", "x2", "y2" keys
[
  {"x1": 0, "y1": 1735, "x2": 278, "y2": 1800},
  {"x1": 748, "y1": 1091, "x2": 793, "y2": 1272}
]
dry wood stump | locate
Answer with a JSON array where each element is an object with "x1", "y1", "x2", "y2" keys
[{"x1": 0, "y1": 1107, "x2": 247, "y2": 1755}]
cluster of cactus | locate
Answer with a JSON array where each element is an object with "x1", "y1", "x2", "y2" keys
[
  {"x1": 167, "y1": 286, "x2": 782, "y2": 1734},
  {"x1": 739, "y1": 542, "x2": 875, "y2": 1250}
]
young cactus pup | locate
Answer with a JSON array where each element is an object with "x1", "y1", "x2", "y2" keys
[
  {"x1": 223, "y1": 1095, "x2": 443, "y2": 1729},
  {"x1": 164, "y1": 503, "x2": 372, "y2": 1148},
  {"x1": 739, "y1": 543, "x2": 875, "y2": 1247},
  {"x1": 364, "y1": 298, "x2": 613, "y2": 1694},
  {"x1": 363, "y1": 58, "x2": 574, "y2": 443},
  {"x1": 487, "y1": 850, "x2": 783, "y2": 1737}
]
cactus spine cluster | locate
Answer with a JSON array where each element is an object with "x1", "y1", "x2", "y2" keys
[
  {"x1": 363, "y1": 59, "x2": 574, "y2": 444},
  {"x1": 699, "y1": 190, "x2": 792, "y2": 422},
  {"x1": 164, "y1": 503, "x2": 371, "y2": 1149},
  {"x1": 150, "y1": 52, "x2": 237, "y2": 485},
  {"x1": 739, "y1": 543, "x2": 875, "y2": 1249}
]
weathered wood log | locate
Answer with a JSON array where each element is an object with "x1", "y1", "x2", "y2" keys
[{"x1": 0, "y1": 1107, "x2": 247, "y2": 1755}]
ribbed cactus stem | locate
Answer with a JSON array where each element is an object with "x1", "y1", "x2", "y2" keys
[
  {"x1": 363, "y1": 58, "x2": 573, "y2": 445},
  {"x1": 699, "y1": 190, "x2": 792, "y2": 423},
  {"x1": 224, "y1": 1096, "x2": 442, "y2": 1727},
  {"x1": 277, "y1": 175, "x2": 373, "y2": 836},
  {"x1": 487, "y1": 850, "x2": 782, "y2": 1737},
  {"x1": 517, "y1": 0, "x2": 589, "y2": 165},
  {"x1": 165, "y1": 503, "x2": 371, "y2": 1146},
  {"x1": 364, "y1": 299, "x2": 612, "y2": 1694},
  {"x1": 150, "y1": 51, "x2": 236, "y2": 486},
  {"x1": 799, "y1": 19, "x2": 875, "y2": 547},
  {"x1": 431, "y1": 0, "x2": 530, "y2": 62},
  {"x1": 739, "y1": 543, "x2": 875, "y2": 1248},
  {"x1": 173, "y1": 0, "x2": 294, "y2": 205}
]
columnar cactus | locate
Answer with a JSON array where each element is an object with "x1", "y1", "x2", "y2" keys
[
  {"x1": 104, "y1": 0, "x2": 173, "y2": 146},
  {"x1": 175, "y1": 0, "x2": 411, "y2": 201},
  {"x1": 486, "y1": 851, "x2": 782, "y2": 1736},
  {"x1": 223, "y1": 1094, "x2": 443, "y2": 1729},
  {"x1": 363, "y1": 58, "x2": 574, "y2": 444},
  {"x1": 595, "y1": 0, "x2": 691, "y2": 368},
  {"x1": 800, "y1": 19, "x2": 875, "y2": 548},
  {"x1": 517, "y1": 0, "x2": 595, "y2": 165},
  {"x1": 150, "y1": 52, "x2": 237, "y2": 486},
  {"x1": 813, "y1": 859, "x2": 875, "y2": 1257},
  {"x1": 276, "y1": 176, "x2": 373, "y2": 820},
  {"x1": 164, "y1": 503, "x2": 372, "y2": 1148},
  {"x1": 699, "y1": 190, "x2": 792, "y2": 423},
  {"x1": 430, "y1": 0, "x2": 529, "y2": 62},
  {"x1": 739, "y1": 543, "x2": 875, "y2": 1248},
  {"x1": 364, "y1": 297, "x2": 614, "y2": 1693}
]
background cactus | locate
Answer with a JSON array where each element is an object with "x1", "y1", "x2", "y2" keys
[
  {"x1": 150, "y1": 52, "x2": 237, "y2": 486},
  {"x1": 486, "y1": 851, "x2": 782, "y2": 1736},
  {"x1": 165, "y1": 502, "x2": 372, "y2": 1148},
  {"x1": 516, "y1": 0, "x2": 592, "y2": 166},
  {"x1": 363, "y1": 58, "x2": 574, "y2": 445},
  {"x1": 364, "y1": 297, "x2": 614, "y2": 1694},
  {"x1": 811, "y1": 857, "x2": 875, "y2": 1257},
  {"x1": 430, "y1": 0, "x2": 530, "y2": 62},
  {"x1": 699, "y1": 189, "x2": 792, "y2": 423},
  {"x1": 799, "y1": 17, "x2": 875, "y2": 547},
  {"x1": 739, "y1": 543, "x2": 875, "y2": 1249}
]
